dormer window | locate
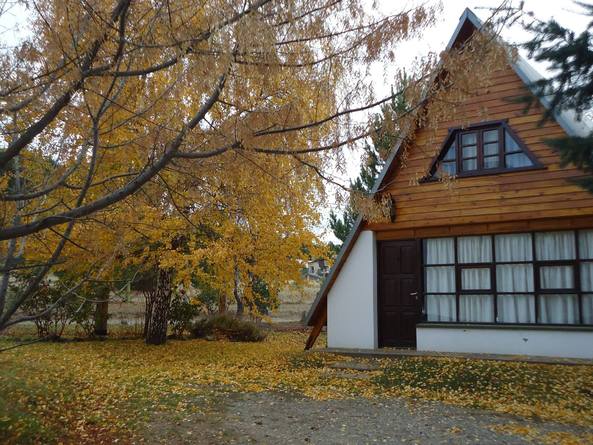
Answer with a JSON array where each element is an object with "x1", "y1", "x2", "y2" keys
[{"x1": 429, "y1": 121, "x2": 541, "y2": 179}]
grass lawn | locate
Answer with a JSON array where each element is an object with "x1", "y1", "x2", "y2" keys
[{"x1": 1, "y1": 330, "x2": 593, "y2": 444}]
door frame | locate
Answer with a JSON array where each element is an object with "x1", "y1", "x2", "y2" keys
[{"x1": 376, "y1": 238, "x2": 424, "y2": 348}]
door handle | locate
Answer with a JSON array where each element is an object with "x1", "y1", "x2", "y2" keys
[{"x1": 410, "y1": 291, "x2": 418, "y2": 300}]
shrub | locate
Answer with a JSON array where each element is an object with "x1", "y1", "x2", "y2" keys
[
  {"x1": 17, "y1": 276, "x2": 94, "y2": 340},
  {"x1": 19, "y1": 280, "x2": 72, "y2": 339},
  {"x1": 168, "y1": 291, "x2": 201, "y2": 337},
  {"x1": 14, "y1": 273, "x2": 102, "y2": 339},
  {"x1": 190, "y1": 314, "x2": 267, "y2": 342},
  {"x1": 69, "y1": 296, "x2": 96, "y2": 338}
]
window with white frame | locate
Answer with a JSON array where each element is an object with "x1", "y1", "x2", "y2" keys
[{"x1": 423, "y1": 230, "x2": 593, "y2": 325}]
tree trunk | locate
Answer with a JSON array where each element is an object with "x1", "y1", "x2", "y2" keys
[
  {"x1": 218, "y1": 292, "x2": 227, "y2": 314},
  {"x1": 143, "y1": 289, "x2": 153, "y2": 338},
  {"x1": 234, "y1": 291, "x2": 244, "y2": 316},
  {"x1": 234, "y1": 263, "x2": 243, "y2": 316},
  {"x1": 94, "y1": 287, "x2": 109, "y2": 337},
  {"x1": 145, "y1": 268, "x2": 173, "y2": 345}
]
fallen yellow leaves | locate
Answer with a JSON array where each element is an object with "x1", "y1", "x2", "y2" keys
[
  {"x1": 489, "y1": 423, "x2": 593, "y2": 445},
  {"x1": 1, "y1": 332, "x2": 592, "y2": 444}
]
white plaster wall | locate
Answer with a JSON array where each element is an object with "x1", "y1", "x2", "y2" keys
[
  {"x1": 417, "y1": 327, "x2": 593, "y2": 359},
  {"x1": 327, "y1": 230, "x2": 377, "y2": 349}
]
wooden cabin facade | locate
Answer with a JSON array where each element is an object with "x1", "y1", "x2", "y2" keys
[{"x1": 304, "y1": 9, "x2": 593, "y2": 359}]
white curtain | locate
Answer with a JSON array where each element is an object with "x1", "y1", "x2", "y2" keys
[
  {"x1": 582, "y1": 262, "x2": 593, "y2": 324},
  {"x1": 540, "y1": 265, "x2": 574, "y2": 289},
  {"x1": 582, "y1": 263, "x2": 593, "y2": 291},
  {"x1": 426, "y1": 295, "x2": 456, "y2": 322},
  {"x1": 536, "y1": 231, "x2": 575, "y2": 260},
  {"x1": 497, "y1": 294, "x2": 535, "y2": 323},
  {"x1": 424, "y1": 238, "x2": 454, "y2": 264},
  {"x1": 579, "y1": 230, "x2": 593, "y2": 260},
  {"x1": 583, "y1": 295, "x2": 593, "y2": 325},
  {"x1": 425, "y1": 266, "x2": 455, "y2": 293},
  {"x1": 494, "y1": 234, "x2": 535, "y2": 323},
  {"x1": 424, "y1": 230, "x2": 593, "y2": 325},
  {"x1": 461, "y1": 268, "x2": 490, "y2": 290},
  {"x1": 460, "y1": 295, "x2": 494, "y2": 322},
  {"x1": 456, "y1": 237, "x2": 493, "y2": 321},
  {"x1": 425, "y1": 238, "x2": 456, "y2": 321},
  {"x1": 539, "y1": 294, "x2": 579, "y2": 324},
  {"x1": 506, "y1": 152, "x2": 532, "y2": 168},
  {"x1": 534, "y1": 232, "x2": 578, "y2": 324},
  {"x1": 496, "y1": 264, "x2": 534, "y2": 292},
  {"x1": 496, "y1": 233, "x2": 532, "y2": 261},
  {"x1": 458, "y1": 236, "x2": 491, "y2": 263},
  {"x1": 579, "y1": 231, "x2": 593, "y2": 324}
]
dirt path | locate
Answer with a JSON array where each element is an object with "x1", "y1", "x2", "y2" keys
[{"x1": 143, "y1": 391, "x2": 593, "y2": 445}]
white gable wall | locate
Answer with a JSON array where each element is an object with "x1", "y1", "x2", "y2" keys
[{"x1": 327, "y1": 230, "x2": 377, "y2": 349}]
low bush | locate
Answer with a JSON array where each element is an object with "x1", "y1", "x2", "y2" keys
[
  {"x1": 17, "y1": 274, "x2": 95, "y2": 340},
  {"x1": 190, "y1": 314, "x2": 267, "y2": 342},
  {"x1": 168, "y1": 291, "x2": 201, "y2": 337}
]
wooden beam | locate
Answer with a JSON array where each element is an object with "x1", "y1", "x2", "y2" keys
[
  {"x1": 304, "y1": 309, "x2": 326, "y2": 350},
  {"x1": 373, "y1": 215, "x2": 593, "y2": 241}
]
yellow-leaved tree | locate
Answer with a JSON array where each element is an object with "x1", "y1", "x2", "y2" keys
[
  {"x1": 109, "y1": 149, "x2": 326, "y2": 343},
  {"x1": 0, "y1": 0, "x2": 442, "y2": 338},
  {"x1": 0, "y1": 0, "x2": 512, "y2": 342}
]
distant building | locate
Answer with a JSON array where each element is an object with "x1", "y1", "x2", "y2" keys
[{"x1": 303, "y1": 258, "x2": 329, "y2": 281}]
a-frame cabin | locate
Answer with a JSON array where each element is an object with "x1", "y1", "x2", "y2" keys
[{"x1": 304, "y1": 8, "x2": 593, "y2": 359}]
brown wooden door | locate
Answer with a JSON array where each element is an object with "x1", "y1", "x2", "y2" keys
[{"x1": 378, "y1": 239, "x2": 422, "y2": 348}]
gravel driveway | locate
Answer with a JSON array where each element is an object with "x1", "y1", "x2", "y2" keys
[{"x1": 143, "y1": 391, "x2": 593, "y2": 445}]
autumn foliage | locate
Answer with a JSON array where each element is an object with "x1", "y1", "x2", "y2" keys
[{"x1": 0, "y1": 0, "x2": 443, "y2": 331}]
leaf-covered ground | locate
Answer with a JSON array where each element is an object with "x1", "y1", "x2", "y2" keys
[{"x1": 1, "y1": 331, "x2": 592, "y2": 444}]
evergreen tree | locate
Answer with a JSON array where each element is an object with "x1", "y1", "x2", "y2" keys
[
  {"x1": 329, "y1": 75, "x2": 408, "y2": 253},
  {"x1": 520, "y1": 1, "x2": 593, "y2": 192}
]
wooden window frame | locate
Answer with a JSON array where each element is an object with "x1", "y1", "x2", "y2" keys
[
  {"x1": 422, "y1": 120, "x2": 544, "y2": 182},
  {"x1": 535, "y1": 261, "x2": 577, "y2": 293},
  {"x1": 422, "y1": 230, "x2": 593, "y2": 327}
]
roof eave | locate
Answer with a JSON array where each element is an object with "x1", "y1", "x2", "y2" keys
[
  {"x1": 512, "y1": 56, "x2": 591, "y2": 137},
  {"x1": 304, "y1": 135, "x2": 407, "y2": 326}
]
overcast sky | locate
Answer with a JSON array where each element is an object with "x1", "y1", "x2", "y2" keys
[{"x1": 374, "y1": 0, "x2": 591, "y2": 85}]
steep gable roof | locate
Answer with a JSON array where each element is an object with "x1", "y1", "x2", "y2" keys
[{"x1": 304, "y1": 7, "x2": 591, "y2": 330}]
